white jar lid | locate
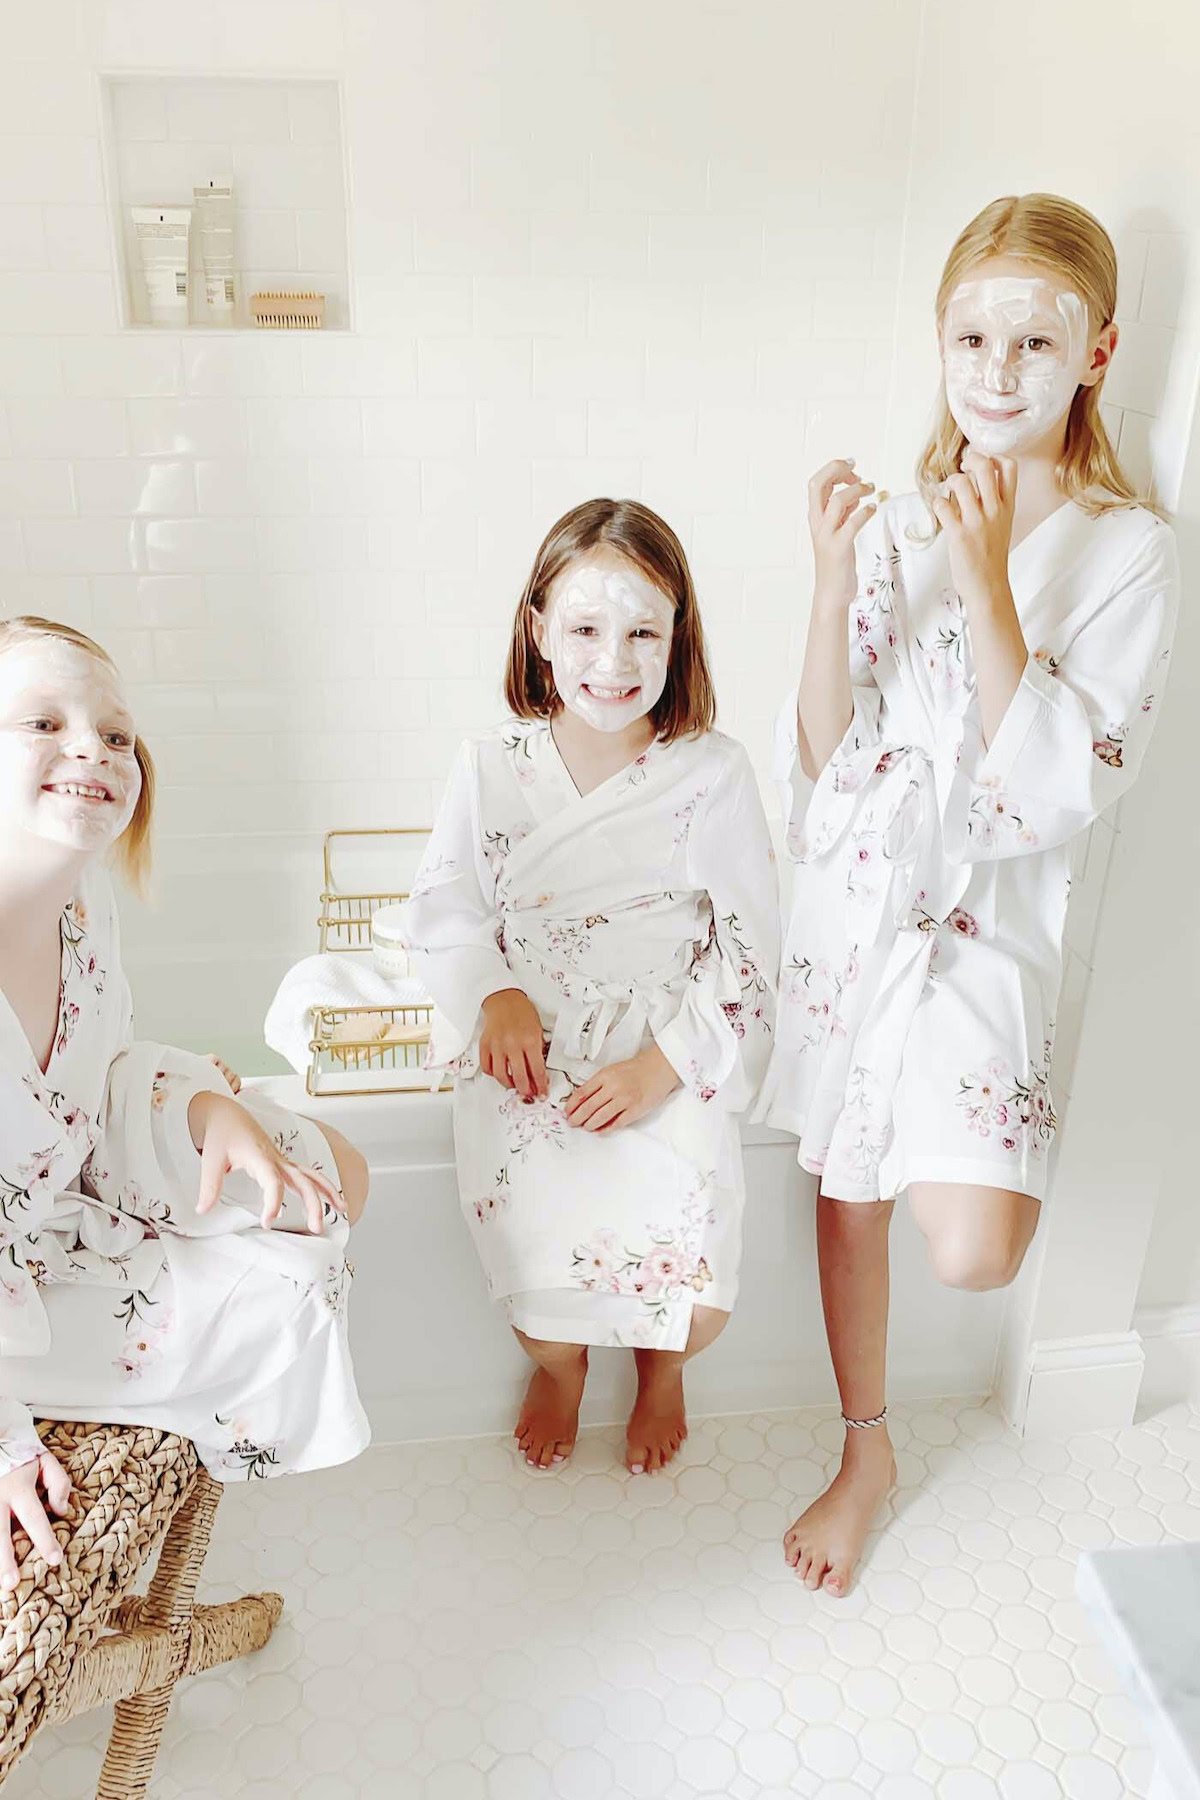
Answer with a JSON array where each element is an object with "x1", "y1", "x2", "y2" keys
[{"x1": 371, "y1": 902, "x2": 408, "y2": 948}]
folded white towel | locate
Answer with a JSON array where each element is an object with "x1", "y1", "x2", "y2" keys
[{"x1": 265, "y1": 953, "x2": 431, "y2": 1075}]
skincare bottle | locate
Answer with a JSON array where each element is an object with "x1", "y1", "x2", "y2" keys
[
  {"x1": 131, "y1": 206, "x2": 191, "y2": 326},
  {"x1": 194, "y1": 181, "x2": 235, "y2": 322}
]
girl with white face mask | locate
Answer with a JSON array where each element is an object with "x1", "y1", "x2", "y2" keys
[
  {"x1": 759, "y1": 193, "x2": 1178, "y2": 1597},
  {"x1": 403, "y1": 499, "x2": 779, "y2": 1474},
  {"x1": 0, "y1": 618, "x2": 371, "y2": 1593}
]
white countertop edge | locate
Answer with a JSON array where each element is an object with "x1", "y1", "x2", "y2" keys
[{"x1": 1077, "y1": 1544, "x2": 1200, "y2": 1800}]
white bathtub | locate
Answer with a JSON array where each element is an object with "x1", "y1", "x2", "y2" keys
[{"x1": 252, "y1": 1076, "x2": 1005, "y2": 1443}]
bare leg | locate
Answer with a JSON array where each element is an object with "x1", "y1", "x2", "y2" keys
[
  {"x1": 625, "y1": 1305, "x2": 729, "y2": 1475},
  {"x1": 512, "y1": 1330, "x2": 588, "y2": 1469},
  {"x1": 908, "y1": 1182, "x2": 1040, "y2": 1289},
  {"x1": 783, "y1": 1190, "x2": 897, "y2": 1596}
]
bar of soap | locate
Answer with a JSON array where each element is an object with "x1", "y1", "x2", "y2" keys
[
  {"x1": 381, "y1": 1021, "x2": 430, "y2": 1046},
  {"x1": 330, "y1": 1013, "x2": 391, "y2": 1046}
]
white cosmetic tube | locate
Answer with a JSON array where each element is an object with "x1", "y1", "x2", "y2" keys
[
  {"x1": 131, "y1": 206, "x2": 191, "y2": 326},
  {"x1": 194, "y1": 182, "x2": 235, "y2": 321}
]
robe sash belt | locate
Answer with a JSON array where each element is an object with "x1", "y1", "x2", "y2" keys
[
  {"x1": 502, "y1": 916, "x2": 705, "y2": 1085},
  {"x1": 798, "y1": 729, "x2": 973, "y2": 1190}
]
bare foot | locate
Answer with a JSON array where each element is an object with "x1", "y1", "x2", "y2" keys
[
  {"x1": 625, "y1": 1351, "x2": 688, "y2": 1474},
  {"x1": 783, "y1": 1425, "x2": 896, "y2": 1596},
  {"x1": 514, "y1": 1352, "x2": 587, "y2": 1469}
]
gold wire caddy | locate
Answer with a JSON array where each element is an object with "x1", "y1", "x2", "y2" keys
[
  {"x1": 307, "y1": 828, "x2": 450, "y2": 1098},
  {"x1": 317, "y1": 826, "x2": 426, "y2": 953}
]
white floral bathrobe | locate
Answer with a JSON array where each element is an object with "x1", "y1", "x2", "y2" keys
[
  {"x1": 756, "y1": 494, "x2": 1177, "y2": 1203},
  {"x1": 403, "y1": 722, "x2": 779, "y2": 1350},
  {"x1": 0, "y1": 869, "x2": 368, "y2": 1481}
]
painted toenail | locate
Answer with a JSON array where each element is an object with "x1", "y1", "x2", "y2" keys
[{"x1": 631, "y1": 1463, "x2": 644, "y2": 1474}]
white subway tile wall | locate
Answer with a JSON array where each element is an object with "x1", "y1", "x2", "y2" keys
[{"x1": 0, "y1": 0, "x2": 1194, "y2": 1066}]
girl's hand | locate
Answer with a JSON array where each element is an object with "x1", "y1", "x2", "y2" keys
[
  {"x1": 808, "y1": 458, "x2": 877, "y2": 611},
  {"x1": 564, "y1": 1042, "x2": 682, "y2": 1133},
  {"x1": 205, "y1": 1053, "x2": 241, "y2": 1094},
  {"x1": 480, "y1": 989, "x2": 548, "y2": 1100},
  {"x1": 188, "y1": 1091, "x2": 344, "y2": 1235},
  {"x1": 0, "y1": 1450, "x2": 71, "y2": 1594},
  {"x1": 932, "y1": 451, "x2": 1018, "y2": 607}
]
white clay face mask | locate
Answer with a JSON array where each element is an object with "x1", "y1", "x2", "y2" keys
[
  {"x1": 539, "y1": 561, "x2": 675, "y2": 734},
  {"x1": 942, "y1": 277, "x2": 1091, "y2": 455},
  {"x1": 0, "y1": 640, "x2": 140, "y2": 854}
]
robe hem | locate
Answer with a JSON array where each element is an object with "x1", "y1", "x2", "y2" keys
[
  {"x1": 29, "y1": 1400, "x2": 372, "y2": 1483},
  {"x1": 501, "y1": 1279, "x2": 738, "y2": 1350},
  {"x1": 819, "y1": 1152, "x2": 1049, "y2": 1205}
]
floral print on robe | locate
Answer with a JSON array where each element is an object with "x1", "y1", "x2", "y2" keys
[
  {"x1": 757, "y1": 494, "x2": 1177, "y2": 1203},
  {"x1": 0, "y1": 870, "x2": 368, "y2": 1480},
  {"x1": 403, "y1": 724, "x2": 780, "y2": 1350}
]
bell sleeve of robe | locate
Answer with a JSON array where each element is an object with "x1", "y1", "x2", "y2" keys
[
  {"x1": 401, "y1": 740, "x2": 516, "y2": 1069},
  {"x1": 0, "y1": 1064, "x2": 103, "y2": 1480},
  {"x1": 653, "y1": 743, "x2": 781, "y2": 1111},
  {"x1": 86, "y1": 881, "x2": 341, "y2": 1238},
  {"x1": 944, "y1": 519, "x2": 1179, "y2": 863},
  {"x1": 0, "y1": 1402, "x2": 44, "y2": 1478},
  {"x1": 0, "y1": 1105, "x2": 59, "y2": 1471},
  {"x1": 92, "y1": 1043, "x2": 344, "y2": 1240}
]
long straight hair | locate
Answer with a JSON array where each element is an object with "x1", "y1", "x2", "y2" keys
[
  {"x1": 0, "y1": 615, "x2": 155, "y2": 891},
  {"x1": 504, "y1": 498, "x2": 717, "y2": 742},
  {"x1": 917, "y1": 193, "x2": 1162, "y2": 528}
]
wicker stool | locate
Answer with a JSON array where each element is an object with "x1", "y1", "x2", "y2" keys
[{"x1": 0, "y1": 1420, "x2": 283, "y2": 1796}]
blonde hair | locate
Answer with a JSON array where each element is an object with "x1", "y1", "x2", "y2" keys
[
  {"x1": 0, "y1": 615, "x2": 155, "y2": 891},
  {"x1": 917, "y1": 192, "x2": 1161, "y2": 527},
  {"x1": 504, "y1": 498, "x2": 717, "y2": 743}
]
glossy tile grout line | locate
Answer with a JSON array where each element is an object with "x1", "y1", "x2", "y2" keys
[{"x1": 9, "y1": 1397, "x2": 1198, "y2": 1799}]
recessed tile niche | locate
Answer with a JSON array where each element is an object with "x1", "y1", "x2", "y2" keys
[{"x1": 101, "y1": 74, "x2": 350, "y2": 331}]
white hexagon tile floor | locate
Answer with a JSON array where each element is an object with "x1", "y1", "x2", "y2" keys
[{"x1": 8, "y1": 1396, "x2": 1200, "y2": 1799}]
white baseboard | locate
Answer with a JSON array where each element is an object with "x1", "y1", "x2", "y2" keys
[
  {"x1": 1134, "y1": 1302, "x2": 1200, "y2": 1341},
  {"x1": 1002, "y1": 1331, "x2": 1146, "y2": 1436},
  {"x1": 1133, "y1": 1303, "x2": 1200, "y2": 1413}
]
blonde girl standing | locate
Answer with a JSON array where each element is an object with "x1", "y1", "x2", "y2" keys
[{"x1": 759, "y1": 194, "x2": 1178, "y2": 1594}]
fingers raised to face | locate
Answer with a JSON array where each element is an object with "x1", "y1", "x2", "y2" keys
[{"x1": 808, "y1": 458, "x2": 865, "y2": 522}]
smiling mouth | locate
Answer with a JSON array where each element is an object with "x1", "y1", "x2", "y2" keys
[
  {"x1": 582, "y1": 683, "x2": 639, "y2": 701},
  {"x1": 43, "y1": 780, "x2": 113, "y2": 803}
]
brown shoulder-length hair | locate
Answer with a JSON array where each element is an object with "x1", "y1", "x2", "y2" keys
[
  {"x1": 917, "y1": 192, "x2": 1165, "y2": 531},
  {"x1": 0, "y1": 615, "x2": 155, "y2": 893},
  {"x1": 503, "y1": 498, "x2": 716, "y2": 743}
]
